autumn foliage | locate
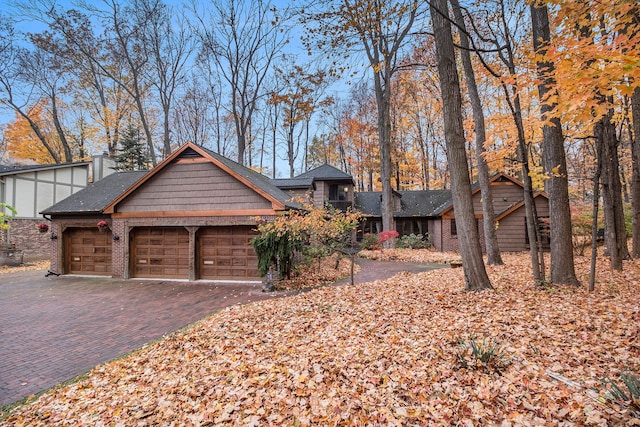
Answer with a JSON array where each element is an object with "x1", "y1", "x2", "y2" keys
[
  {"x1": 252, "y1": 202, "x2": 362, "y2": 280},
  {"x1": 2, "y1": 251, "x2": 638, "y2": 425}
]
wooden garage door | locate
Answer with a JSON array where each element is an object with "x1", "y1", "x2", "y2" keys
[
  {"x1": 197, "y1": 226, "x2": 259, "y2": 280},
  {"x1": 65, "y1": 228, "x2": 112, "y2": 275},
  {"x1": 130, "y1": 227, "x2": 189, "y2": 279}
]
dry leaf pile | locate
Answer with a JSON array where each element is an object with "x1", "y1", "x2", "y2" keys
[
  {"x1": 359, "y1": 248, "x2": 462, "y2": 265},
  {"x1": 275, "y1": 254, "x2": 359, "y2": 291},
  {"x1": 3, "y1": 253, "x2": 640, "y2": 426},
  {"x1": 0, "y1": 260, "x2": 49, "y2": 275}
]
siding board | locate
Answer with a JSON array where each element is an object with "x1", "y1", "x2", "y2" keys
[{"x1": 118, "y1": 162, "x2": 273, "y2": 213}]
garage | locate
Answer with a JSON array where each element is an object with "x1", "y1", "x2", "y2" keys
[
  {"x1": 130, "y1": 227, "x2": 189, "y2": 279},
  {"x1": 64, "y1": 227, "x2": 112, "y2": 275},
  {"x1": 197, "y1": 226, "x2": 259, "y2": 280}
]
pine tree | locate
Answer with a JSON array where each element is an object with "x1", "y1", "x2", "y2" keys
[{"x1": 113, "y1": 124, "x2": 150, "y2": 171}]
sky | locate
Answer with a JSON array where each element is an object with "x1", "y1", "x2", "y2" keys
[{"x1": 0, "y1": 0, "x2": 359, "y2": 174}]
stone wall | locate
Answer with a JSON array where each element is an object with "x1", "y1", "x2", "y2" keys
[{"x1": 2, "y1": 219, "x2": 52, "y2": 260}]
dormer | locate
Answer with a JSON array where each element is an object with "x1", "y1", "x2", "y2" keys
[{"x1": 285, "y1": 164, "x2": 355, "y2": 210}]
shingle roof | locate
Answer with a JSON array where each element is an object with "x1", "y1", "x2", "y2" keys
[
  {"x1": 354, "y1": 189, "x2": 452, "y2": 217},
  {"x1": 41, "y1": 171, "x2": 146, "y2": 215},
  {"x1": 271, "y1": 177, "x2": 315, "y2": 190},
  {"x1": 295, "y1": 164, "x2": 354, "y2": 182},
  {"x1": 0, "y1": 161, "x2": 90, "y2": 177},
  {"x1": 398, "y1": 190, "x2": 453, "y2": 217}
]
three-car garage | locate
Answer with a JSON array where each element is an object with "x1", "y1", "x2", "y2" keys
[{"x1": 128, "y1": 226, "x2": 258, "y2": 280}]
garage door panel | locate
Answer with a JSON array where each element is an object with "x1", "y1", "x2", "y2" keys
[
  {"x1": 130, "y1": 227, "x2": 189, "y2": 279},
  {"x1": 65, "y1": 228, "x2": 113, "y2": 275},
  {"x1": 197, "y1": 226, "x2": 259, "y2": 280}
]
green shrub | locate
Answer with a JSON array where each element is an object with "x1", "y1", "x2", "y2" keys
[
  {"x1": 455, "y1": 336, "x2": 511, "y2": 374},
  {"x1": 397, "y1": 233, "x2": 431, "y2": 249},
  {"x1": 601, "y1": 371, "x2": 640, "y2": 418},
  {"x1": 360, "y1": 233, "x2": 380, "y2": 250}
]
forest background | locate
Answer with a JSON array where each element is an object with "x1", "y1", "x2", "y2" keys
[
  {"x1": 0, "y1": 0, "x2": 635, "y2": 189},
  {"x1": 1, "y1": 0, "x2": 639, "y2": 281}
]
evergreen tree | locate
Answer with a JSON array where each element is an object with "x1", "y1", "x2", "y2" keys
[{"x1": 113, "y1": 124, "x2": 150, "y2": 171}]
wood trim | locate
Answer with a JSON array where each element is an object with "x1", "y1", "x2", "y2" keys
[
  {"x1": 495, "y1": 192, "x2": 548, "y2": 221},
  {"x1": 438, "y1": 174, "x2": 548, "y2": 218},
  {"x1": 111, "y1": 209, "x2": 279, "y2": 218},
  {"x1": 174, "y1": 157, "x2": 210, "y2": 164},
  {"x1": 103, "y1": 142, "x2": 287, "y2": 214},
  {"x1": 441, "y1": 214, "x2": 483, "y2": 219},
  {"x1": 104, "y1": 147, "x2": 188, "y2": 213}
]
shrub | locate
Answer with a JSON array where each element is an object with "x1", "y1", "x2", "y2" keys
[
  {"x1": 360, "y1": 233, "x2": 380, "y2": 250},
  {"x1": 378, "y1": 230, "x2": 399, "y2": 249},
  {"x1": 601, "y1": 371, "x2": 640, "y2": 418},
  {"x1": 0, "y1": 203, "x2": 17, "y2": 230},
  {"x1": 397, "y1": 233, "x2": 431, "y2": 249},
  {"x1": 252, "y1": 201, "x2": 361, "y2": 280},
  {"x1": 455, "y1": 336, "x2": 511, "y2": 374}
]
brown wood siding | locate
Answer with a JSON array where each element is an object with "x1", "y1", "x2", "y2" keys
[
  {"x1": 130, "y1": 227, "x2": 189, "y2": 278},
  {"x1": 496, "y1": 207, "x2": 528, "y2": 251},
  {"x1": 314, "y1": 182, "x2": 328, "y2": 207},
  {"x1": 472, "y1": 182, "x2": 527, "y2": 215},
  {"x1": 117, "y1": 162, "x2": 273, "y2": 213},
  {"x1": 64, "y1": 228, "x2": 112, "y2": 275},
  {"x1": 478, "y1": 194, "x2": 549, "y2": 252},
  {"x1": 197, "y1": 226, "x2": 259, "y2": 280}
]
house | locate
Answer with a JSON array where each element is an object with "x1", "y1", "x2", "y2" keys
[
  {"x1": 0, "y1": 155, "x2": 115, "y2": 258},
  {"x1": 41, "y1": 143, "x2": 548, "y2": 280},
  {"x1": 275, "y1": 164, "x2": 549, "y2": 253},
  {"x1": 42, "y1": 143, "x2": 298, "y2": 280},
  {"x1": 354, "y1": 173, "x2": 549, "y2": 252},
  {"x1": 272, "y1": 164, "x2": 355, "y2": 210}
]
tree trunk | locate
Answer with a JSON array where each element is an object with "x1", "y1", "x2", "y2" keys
[
  {"x1": 631, "y1": 87, "x2": 640, "y2": 257},
  {"x1": 451, "y1": 0, "x2": 503, "y2": 266},
  {"x1": 589, "y1": 134, "x2": 603, "y2": 291},
  {"x1": 431, "y1": 0, "x2": 492, "y2": 291},
  {"x1": 530, "y1": 3, "x2": 579, "y2": 285},
  {"x1": 374, "y1": 71, "x2": 395, "y2": 244},
  {"x1": 597, "y1": 111, "x2": 627, "y2": 270}
]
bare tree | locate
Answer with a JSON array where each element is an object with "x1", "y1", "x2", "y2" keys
[
  {"x1": 270, "y1": 60, "x2": 333, "y2": 177},
  {"x1": 194, "y1": 0, "x2": 289, "y2": 165},
  {"x1": 17, "y1": 42, "x2": 74, "y2": 162},
  {"x1": 430, "y1": 0, "x2": 492, "y2": 290},
  {"x1": 137, "y1": 0, "x2": 193, "y2": 158},
  {"x1": 0, "y1": 19, "x2": 70, "y2": 163},
  {"x1": 303, "y1": 0, "x2": 424, "y2": 241},
  {"x1": 173, "y1": 73, "x2": 215, "y2": 148},
  {"x1": 450, "y1": 0, "x2": 503, "y2": 265}
]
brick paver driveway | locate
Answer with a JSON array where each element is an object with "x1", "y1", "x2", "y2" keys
[{"x1": 0, "y1": 270, "x2": 275, "y2": 407}]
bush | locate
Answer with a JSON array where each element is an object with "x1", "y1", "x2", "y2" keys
[
  {"x1": 397, "y1": 233, "x2": 431, "y2": 249},
  {"x1": 455, "y1": 336, "x2": 512, "y2": 374},
  {"x1": 360, "y1": 233, "x2": 380, "y2": 250},
  {"x1": 601, "y1": 371, "x2": 640, "y2": 418}
]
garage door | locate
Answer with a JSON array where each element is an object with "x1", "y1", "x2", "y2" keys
[
  {"x1": 197, "y1": 226, "x2": 259, "y2": 280},
  {"x1": 65, "y1": 227, "x2": 112, "y2": 275},
  {"x1": 130, "y1": 227, "x2": 189, "y2": 279}
]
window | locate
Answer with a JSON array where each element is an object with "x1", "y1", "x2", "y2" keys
[
  {"x1": 451, "y1": 219, "x2": 457, "y2": 237},
  {"x1": 329, "y1": 184, "x2": 348, "y2": 201}
]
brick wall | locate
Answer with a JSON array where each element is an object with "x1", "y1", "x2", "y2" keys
[
  {"x1": 50, "y1": 221, "x2": 60, "y2": 273},
  {"x1": 441, "y1": 218, "x2": 460, "y2": 252},
  {"x1": 112, "y1": 219, "x2": 126, "y2": 278},
  {"x1": 2, "y1": 219, "x2": 54, "y2": 260}
]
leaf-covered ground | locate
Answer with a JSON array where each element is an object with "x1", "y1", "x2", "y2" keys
[
  {"x1": 274, "y1": 254, "x2": 359, "y2": 291},
  {"x1": 0, "y1": 260, "x2": 49, "y2": 275},
  {"x1": 3, "y1": 252, "x2": 639, "y2": 426}
]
